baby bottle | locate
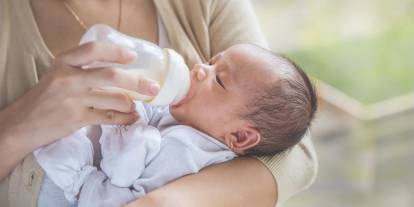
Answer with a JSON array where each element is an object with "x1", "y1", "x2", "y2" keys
[{"x1": 79, "y1": 24, "x2": 191, "y2": 106}]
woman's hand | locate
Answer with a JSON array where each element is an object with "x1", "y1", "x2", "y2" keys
[{"x1": 0, "y1": 42, "x2": 159, "y2": 179}]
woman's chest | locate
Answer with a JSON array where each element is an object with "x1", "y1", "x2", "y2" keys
[{"x1": 30, "y1": 0, "x2": 159, "y2": 56}]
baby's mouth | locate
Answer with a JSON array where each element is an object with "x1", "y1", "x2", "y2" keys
[{"x1": 171, "y1": 81, "x2": 195, "y2": 108}]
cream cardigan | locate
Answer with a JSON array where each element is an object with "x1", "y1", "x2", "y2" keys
[{"x1": 0, "y1": 0, "x2": 318, "y2": 206}]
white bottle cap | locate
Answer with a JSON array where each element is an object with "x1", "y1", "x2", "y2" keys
[{"x1": 149, "y1": 49, "x2": 191, "y2": 105}]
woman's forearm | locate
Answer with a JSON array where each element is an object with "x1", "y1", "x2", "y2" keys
[
  {"x1": 126, "y1": 157, "x2": 278, "y2": 207},
  {"x1": 0, "y1": 107, "x2": 34, "y2": 180},
  {"x1": 0, "y1": 132, "x2": 29, "y2": 180}
]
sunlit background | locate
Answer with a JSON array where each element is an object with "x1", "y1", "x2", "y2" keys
[{"x1": 251, "y1": 0, "x2": 414, "y2": 206}]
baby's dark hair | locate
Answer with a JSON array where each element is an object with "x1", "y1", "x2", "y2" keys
[{"x1": 242, "y1": 46, "x2": 317, "y2": 156}]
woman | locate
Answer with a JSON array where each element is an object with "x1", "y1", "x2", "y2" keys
[{"x1": 0, "y1": 0, "x2": 317, "y2": 206}]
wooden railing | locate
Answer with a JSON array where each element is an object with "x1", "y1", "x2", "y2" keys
[{"x1": 300, "y1": 80, "x2": 414, "y2": 206}]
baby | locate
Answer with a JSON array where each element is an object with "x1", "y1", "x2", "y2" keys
[{"x1": 34, "y1": 44, "x2": 317, "y2": 207}]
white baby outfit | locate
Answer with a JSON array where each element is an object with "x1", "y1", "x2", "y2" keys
[{"x1": 33, "y1": 102, "x2": 236, "y2": 207}]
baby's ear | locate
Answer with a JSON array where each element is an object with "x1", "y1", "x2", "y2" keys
[{"x1": 223, "y1": 126, "x2": 261, "y2": 154}]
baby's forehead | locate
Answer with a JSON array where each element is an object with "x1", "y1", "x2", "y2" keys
[{"x1": 224, "y1": 46, "x2": 281, "y2": 81}]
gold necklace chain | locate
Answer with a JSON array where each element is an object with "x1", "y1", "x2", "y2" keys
[{"x1": 63, "y1": 0, "x2": 123, "y2": 31}]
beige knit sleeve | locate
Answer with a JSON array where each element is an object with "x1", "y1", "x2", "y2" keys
[
  {"x1": 254, "y1": 133, "x2": 318, "y2": 206},
  {"x1": 209, "y1": 0, "x2": 269, "y2": 53},
  {"x1": 0, "y1": 0, "x2": 10, "y2": 109},
  {"x1": 209, "y1": 1, "x2": 318, "y2": 206}
]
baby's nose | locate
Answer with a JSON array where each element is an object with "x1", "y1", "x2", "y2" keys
[{"x1": 192, "y1": 64, "x2": 208, "y2": 81}]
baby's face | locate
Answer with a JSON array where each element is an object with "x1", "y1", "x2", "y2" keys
[{"x1": 170, "y1": 45, "x2": 275, "y2": 143}]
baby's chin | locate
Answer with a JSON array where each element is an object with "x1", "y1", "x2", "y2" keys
[
  {"x1": 169, "y1": 104, "x2": 201, "y2": 131},
  {"x1": 169, "y1": 104, "x2": 187, "y2": 123},
  {"x1": 170, "y1": 86, "x2": 197, "y2": 121}
]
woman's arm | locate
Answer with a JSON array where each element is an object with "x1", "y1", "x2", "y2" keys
[
  {"x1": 209, "y1": 0, "x2": 269, "y2": 53},
  {"x1": 126, "y1": 157, "x2": 277, "y2": 207}
]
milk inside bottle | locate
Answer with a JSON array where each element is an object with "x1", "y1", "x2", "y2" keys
[{"x1": 79, "y1": 24, "x2": 191, "y2": 106}]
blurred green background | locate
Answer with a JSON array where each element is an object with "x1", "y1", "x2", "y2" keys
[
  {"x1": 251, "y1": 0, "x2": 414, "y2": 207},
  {"x1": 253, "y1": 0, "x2": 414, "y2": 104}
]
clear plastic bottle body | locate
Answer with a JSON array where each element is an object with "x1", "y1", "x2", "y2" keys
[{"x1": 79, "y1": 24, "x2": 190, "y2": 106}]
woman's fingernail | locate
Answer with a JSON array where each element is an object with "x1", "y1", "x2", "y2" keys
[
  {"x1": 130, "y1": 101, "x2": 136, "y2": 111},
  {"x1": 126, "y1": 50, "x2": 137, "y2": 60},
  {"x1": 149, "y1": 84, "x2": 160, "y2": 95}
]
